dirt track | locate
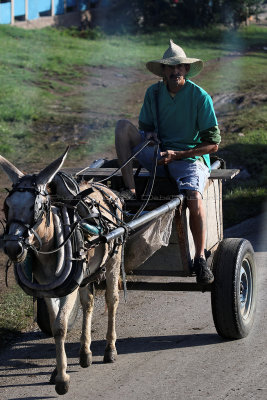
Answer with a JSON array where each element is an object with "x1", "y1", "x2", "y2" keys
[
  {"x1": 0, "y1": 209, "x2": 266, "y2": 399},
  {"x1": 0, "y1": 46, "x2": 267, "y2": 399}
]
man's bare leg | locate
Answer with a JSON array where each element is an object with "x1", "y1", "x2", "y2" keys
[
  {"x1": 115, "y1": 120, "x2": 142, "y2": 193},
  {"x1": 186, "y1": 190, "x2": 206, "y2": 258}
]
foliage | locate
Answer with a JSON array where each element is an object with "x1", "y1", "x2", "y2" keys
[
  {"x1": 219, "y1": 0, "x2": 264, "y2": 29},
  {"x1": 106, "y1": 0, "x2": 265, "y2": 31},
  {"x1": 58, "y1": 25, "x2": 105, "y2": 40},
  {"x1": 220, "y1": 129, "x2": 267, "y2": 227},
  {"x1": 0, "y1": 284, "x2": 33, "y2": 343},
  {"x1": 223, "y1": 185, "x2": 267, "y2": 227}
]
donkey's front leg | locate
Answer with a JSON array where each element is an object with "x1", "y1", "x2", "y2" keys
[
  {"x1": 104, "y1": 256, "x2": 121, "y2": 363},
  {"x1": 51, "y1": 291, "x2": 78, "y2": 395},
  {"x1": 79, "y1": 283, "x2": 94, "y2": 368}
]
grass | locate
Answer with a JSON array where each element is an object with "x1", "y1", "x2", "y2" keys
[
  {"x1": 0, "y1": 23, "x2": 266, "y2": 338},
  {"x1": 223, "y1": 186, "x2": 267, "y2": 227},
  {"x1": 0, "y1": 284, "x2": 34, "y2": 347},
  {"x1": 1, "y1": 25, "x2": 266, "y2": 167},
  {"x1": 220, "y1": 127, "x2": 267, "y2": 227}
]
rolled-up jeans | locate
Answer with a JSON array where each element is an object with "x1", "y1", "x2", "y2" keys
[{"x1": 132, "y1": 138, "x2": 210, "y2": 196}]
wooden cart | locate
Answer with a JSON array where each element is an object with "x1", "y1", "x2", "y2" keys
[{"x1": 70, "y1": 157, "x2": 257, "y2": 340}]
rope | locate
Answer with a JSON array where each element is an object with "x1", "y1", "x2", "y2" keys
[
  {"x1": 130, "y1": 81, "x2": 162, "y2": 220},
  {"x1": 132, "y1": 141, "x2": 160, "y2": 220},
  {"x1": 77, "y1": 139, "x2": 154, "y2": 186},
  {"x1": 32, "y1": 195, "x2": 129, "y2": 255}
]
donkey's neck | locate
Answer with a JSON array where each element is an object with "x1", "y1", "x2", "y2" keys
[
  {"x1": 36, "y1": 212, "x2": 55, "y2": 251},
  {"x1": 33, "y1": 212, "x2": 59, "y2": 282}
]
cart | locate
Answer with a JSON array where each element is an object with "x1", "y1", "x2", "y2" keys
[
  {"x1": 37, "y1": 157, "x2": 257, "y2": 340},
  {"x1": 77, "y1": 158, "x2": 257, "y2": 339}
]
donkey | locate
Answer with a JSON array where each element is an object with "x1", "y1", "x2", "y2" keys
[{"x1": 0, "y1": 149, "x2": 122, "y2": 395}]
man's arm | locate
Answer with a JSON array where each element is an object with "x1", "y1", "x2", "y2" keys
[
  {"x1": 158, "y1": 126, "x2": 221, "y2": 165},
  {"x1": 158, "y1": 142, "x2": 218, "y2": 165}
]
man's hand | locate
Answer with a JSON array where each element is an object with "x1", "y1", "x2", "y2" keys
[
  {"x1": 158, "y1": 142, "x2": 219, "y2": 165},
  {"x1": 145, "y1": 131, "x2": 160, "y2": 145},
  {"x1": 158, "y1": 150, "x2": 181, "y2": 165}
]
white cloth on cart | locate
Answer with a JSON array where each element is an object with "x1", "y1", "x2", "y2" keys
[{"x1": 124, "y1": 209, "x2": 175, "y2": 272}]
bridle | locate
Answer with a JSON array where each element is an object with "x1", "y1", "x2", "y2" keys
[
  {"x1": 2, "y1": 174, "x2": 87, "y2": 298},
  {"x1": 3, "y1": 175, "x2": 51, "y2": 252},
  {"x1": 2, "y1": 174, "x2": 125, "y2": 298}
]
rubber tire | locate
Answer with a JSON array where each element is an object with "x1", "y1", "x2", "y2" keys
[
  {"x1": 211, "y1": 238, "x2": 257, "y2": 339},
  {"x1": 36, "y1": 295, "x2": 80, "y2": 337}
]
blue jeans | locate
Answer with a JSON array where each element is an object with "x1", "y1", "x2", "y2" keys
[{"x1": 132, "y1": 140, "x2": 210, "y2": 196}]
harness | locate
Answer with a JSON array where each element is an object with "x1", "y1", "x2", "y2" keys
[
  {"x1": 3, "y1": 175, "x2": 51, "y2": 250},
  {"x1": 3, "y1": 173, "x2": 124, "y2": 298},
  {"x1": 3, "y1": 133, "x2": 162, "y2": 300}
]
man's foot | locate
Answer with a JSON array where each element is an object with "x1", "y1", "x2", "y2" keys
[
  {"x1": 119, "y1": 189, "x2": 136, "y2": 200},
  {"x1": 193, "y1": 257, "x2": 214, "y2": 284}
]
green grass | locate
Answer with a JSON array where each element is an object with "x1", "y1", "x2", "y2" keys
[
  {"x1": 0, "y1": 284, "x2": 33, "y2": 346},
  {"x1": 0, "y1": 24, "x2": 266, "y2": 166},
  {"x1": 223, "y1": 186, "x2": 267, "y2": 227},
  {"x1": 0, "y1": 23, "x2": 266, "y2": 215},
  {"x1": 0, "y1": 23, "x2": 266, "y2": 337},
  {"x1": 219, "y1": 127, "x2": 267, "y2": 227}
]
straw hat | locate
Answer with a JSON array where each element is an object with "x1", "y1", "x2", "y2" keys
[{"x1": 146, "y1": 39, "x2": 204, "y2": 78}]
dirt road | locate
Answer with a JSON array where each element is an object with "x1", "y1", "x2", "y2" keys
[{"x1": 0, "y1": 208, "x2": 266, "y2": 400}]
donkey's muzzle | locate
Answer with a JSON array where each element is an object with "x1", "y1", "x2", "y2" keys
[{"x1": 4, "y1": 237, "x2": 27, "y2": 262}]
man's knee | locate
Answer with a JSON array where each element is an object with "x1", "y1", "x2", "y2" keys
[
  {"x1": 115, "y1": 119, "x2": 132, "y2": 135},
  {"x1": 186, "y1": 190, "x2": 203, "y2": 211},
  {"x1": 115, "y1": 119, "x2": 141, "y2": 149}
]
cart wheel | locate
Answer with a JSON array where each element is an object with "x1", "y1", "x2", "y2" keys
[
  {"x1": 211, "y1": 238, "x2": 257, "y2": 339},
  {"x1": 36, "y1": 296, "x2": 80, "y2": 337}
]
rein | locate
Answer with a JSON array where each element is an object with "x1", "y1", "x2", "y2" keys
[
  {"x1": 76, "y1": 135, "x2": 160, "y2": 222},
  {"x1": 131, "y1": 81, "x2": 162, "y2": 219},
  {"x1": 3, "y1": 180, "x2": 51, "y2": 251},
  {"x1": 2, "y1": 134, "x2": 160, "y2": 298},
  {"x1": 76, "y1": 138, "x2": 155, "y2": 186}
]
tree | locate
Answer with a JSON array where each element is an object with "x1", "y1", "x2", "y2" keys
[
  {"x1": 220, "y1": 0, "x2": 264, "y2": 28},
  {"x1": 94, "y1": 0, "x2": 264, "y2": 32}
]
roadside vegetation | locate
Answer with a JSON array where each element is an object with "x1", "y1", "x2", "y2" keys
[
  {"x1": 0, "y1": 22, "x2": 266, "y2": 338},
  {"x1": 0, "y1": 284, "x2": 34, "y2": 348}
]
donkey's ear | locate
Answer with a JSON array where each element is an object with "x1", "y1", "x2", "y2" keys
[
  {"x1": 36, "y1": 147, "x2": 69, "y2": 187},
  {"x1": 0, "y1": 155, "x2": 24, "y2": 185}
]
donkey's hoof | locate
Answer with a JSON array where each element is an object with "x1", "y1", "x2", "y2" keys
[
  {"x1": 55, "y1": 381, "x2": 70, "y2": 395},
  {"x1": 103, "y1": 347, "x2": 117, "y2": 363},
  {"x1": 80, "y1": 351, "x2": 92, "y2": 368},
  {"x1": 49, "y1": 368, "x2": 57, "y2": 384}
]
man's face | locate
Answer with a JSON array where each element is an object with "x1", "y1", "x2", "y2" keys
[{"x1": 163, "y1": 64, "x2": 190, "y2": 92}]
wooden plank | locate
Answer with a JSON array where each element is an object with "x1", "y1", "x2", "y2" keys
[
  {"x1": 132, "y1": 270, "x2": 184, "y2": 277},
  {"x1": 63, "y1": 167, "x2": 240, "y2": 180},
  {"x1": 126, "y1": 281, "x2": 212, "y2": 292},
  {"x1": 209, "y1": 169, "x2": 240, "y2": 180},
  {"x1": 185, "y1": 178, "x2": 223, "y2": 261},
  {"x1": 174, "y1": 207, "x2": 192, "y2": 273},
  {"x1": 69, "y1": 167, "x2": 144, "y2": 177}
]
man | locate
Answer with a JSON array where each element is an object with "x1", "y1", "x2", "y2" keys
[{"x1": 115, "y1": 40, "x2": 221, "y2": 284}]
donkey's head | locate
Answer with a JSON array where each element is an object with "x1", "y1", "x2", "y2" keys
[{"x1": 0, "y1": 148, "x2": 68, "y2": 262}]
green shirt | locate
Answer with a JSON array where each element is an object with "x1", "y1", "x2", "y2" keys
[{"x1": 139, "y1": 80, "x2": 220, "y2": 169}]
